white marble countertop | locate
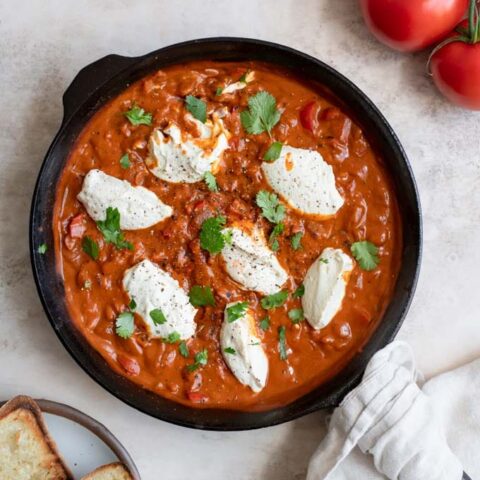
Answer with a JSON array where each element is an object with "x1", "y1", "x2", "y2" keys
[{"x1": 1, "y1": 1, "x2": 480, "y2": 479}]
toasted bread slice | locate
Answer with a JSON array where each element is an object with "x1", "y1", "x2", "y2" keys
[
  {"x1": 81, "y1": 462, "x2": 133, "y2": 480},
  {"x1": 0, "y1": 395, "x2": 72, "y2": 480}
]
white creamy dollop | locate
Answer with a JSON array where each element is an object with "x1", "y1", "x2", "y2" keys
[
  {"x1": 146, "y1": 114, "x2": 229, "y2": 183},
  {"x1": 77, "y1": 169, "x2": 172, "y2": 230},
  {"x1": 221, "y1": 222, "x2": 289, "y2": 295},
  {"x1": 220, "y1": 302, "x2": 268, "y2": 392},
  {"x1": 261, "y1": 145, "x2": 344, "y2": 217},
  {"x1": 123, "y1": 259, "x2": 197, "y2": 340},
  {"x1": 220, "y1": 71, "x2": 255, "y2": 95},
  {"x1": 302, "y1": 248, "x2": 354, "y2": 329}
]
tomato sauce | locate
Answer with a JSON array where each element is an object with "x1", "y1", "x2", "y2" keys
[{"x1": 53, "y1": 61, "x2": 402, "y2": 410}]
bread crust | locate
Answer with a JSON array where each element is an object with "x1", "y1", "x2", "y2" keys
[
  {"x1": 81, "y1": 462, "x2": 133, "y2": 479},
  {"x1": 0, "y1": 395, "x2": 73, "y2": 479}
]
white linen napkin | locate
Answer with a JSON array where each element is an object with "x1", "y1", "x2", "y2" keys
[{"x1": 306, "y1": 341, "x2": 479, "y2": 480}]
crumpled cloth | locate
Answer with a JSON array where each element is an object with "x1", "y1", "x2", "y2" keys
[{"x1": 306, "y1": 341, "x2": 478, "y2": 480}]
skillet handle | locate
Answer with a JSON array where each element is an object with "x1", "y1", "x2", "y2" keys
[{"x1": 62, "y1": 54, "x2": 137, "y2": 124}]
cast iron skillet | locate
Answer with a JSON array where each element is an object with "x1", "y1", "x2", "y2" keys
[{"x1": 30, "y1": 37, "x2": 422, "y2": 431}]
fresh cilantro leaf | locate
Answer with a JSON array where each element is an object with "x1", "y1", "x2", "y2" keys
[
  {"x1": 319, "y1": 258, "x2": 329, "y2": 264},
  {"x1": 293, "y1": 284, "x2": 305, "y2": 299},
  {"x1": 204, "y1": 172, "x2": 218, "y2": 192},
  {"x1": 288, "y1": 308, "x2": 304, "y2": 324},
  {"x1": 239, "y1": 71, "x2": 248, "y2": 83},
  {"x1": 226, "y1": 302, "x2": 248, "y2": 323},
  {"x1": 278, "y1": 326, "x2": 288, "y2": 360},
  {"x1": 199, "y1": 216, "x2": 227, "y2": 254},
  {"x1": 82, "y1": 236, "x2": 99, "y2": 260},
  {"x1": 264, "y1": 141, "x2": 283, "y2": 162},
  {"x1": 223, "y1": 229, "x2": 233, "y2": 246},
  {"x1": 164, "y1": 331, "x2": 181, "y2": 344},
  {"x1": 256, "y1": 190, "x2": 285, "y2": 224},
  {"x1": 179, "y1": 341, "x2": 189, "y2": 358},
  {"x1": 129, "y1": 298, "x2": 137, "y2": 311},
  {"x1": 38, "y1": 243, "x2": 47, "y2": 254},
  {"x1": 116, "y1": 311, "x2": 134, "y2": 339},
  {"x1": 96, "y1": 207, "x2": 133, "y2": 251},
  {"x1": 150, "y1": 308, "x2": 167, "y2": 326},
  {"x1": 290, "y1": 232, "x2": 303, "y2": 251},
  {"x1": 185, "y1": 95, "x2": 207, "y2": 123},
  {"x1": 351, "y1": 241, "x2": 380, "y2": 271},
  {"x1": 261, "y1": 290, "x2": 288, "y2": 309},
  {"x1": 124, "y1": 104, "x2": 152, "y2": 126},
  {"x1": 189, "y1": 285, "x2": 215, "y2": 307},
  {"x1": 224, "y1": 347, "x2": 236, "y2": 355},
  {"x1": 120, "y1": 153, "x2": 131, "y2": 169},
  {"x1": 269, "y1": 223, "x2": 285, "y2": 251},
  {"x1": 259, "y1": 317, "x2": 270, "y2": 331},
  {"x1": 187, "y1": 349, "x2": 208, "y2": 372},
  {"x1": 240, "y1": 91, "x2": 281, "y2": 136},
  {"x1": 215, "y1": 86, "x2": 223, "y2": 96}
]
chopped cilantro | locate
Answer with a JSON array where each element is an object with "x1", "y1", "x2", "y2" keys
[
  {"x1": 269, "y1": 223, "x2": 285, "y2": 252},
  {"x1": 264, "y1": 141, "x2": 283, "y2": 162},
  {"x1": 164, "y1": 331, "x2": 181, "y2": 344},
  {"x1": 199, "y1": 215, "x2": 228, "y2": 254},
  {"x1": 150, "y1": 308, "x2": 167, "y2": 326},
  {"x1": 204, "y1": 172, "x2": 218, "y2": 192},
  {"x1": 189, "y1": 285, "x2": 215, "y2": 307},
  {"x1": 319, "y1": 258, "x2": 329, "y2": 264},
  {"x1": 116, "y1": 311, "x2": 134, "y2": 339},
  {"x1": 256, "y1": 190, "x2": 285, "y2": 224},
  {"x1": 179, "y1": 341, "x2": 189, "y2": 358},
  {"x1": 290, "y1": 232, "x2": 303, "y2": 251},
  {"x1": 226, "y1": 302, "x2": 248, "y2": 323},
  {"x1": 224, "y1": 347, "x2": 236, "y2": 355},
  {"x1": 278, "y1": 326, "x2": 288, "y2": 360},
  {"x1": 96, "y1": 207, "x2": 133, "y2": 251},
  {"x1": 120, "y1": 153, "x2": 131, "y2": 169},
  {"x1": 123, "y1": 104, "x2": 152, "y2": 126},
  {"x1": 288, "y1": 308, "x2": 304, "y2": 324},
  {"x1": 82, "y1": 236, "x2": 99, "y2": 260},
  {"x1": 215, "y1": 86, "x2": 223, "y2": 96},
  {"x1": 259, "y1": 317, "x2": 270, "y2": 331},
  {"x1": 128, "y1": 298, "x2": 137, "y2": 311},
  {"x1": 187, "y1": 349, "x2": 208, "y2": 372},
  {"x1": 240, "y1": 91, "x2": 281, "y2": 136},
  {"x1": 292, "y1": 284, "x2": 305, "y2": 299},
  {"x1": 351, "y1": 241, "x2": 380, "y2": 271},
  {"x1": 38, "y1": 243, "x2": 47, "y2": 255},
  {"x1": 185, "y1": 95, "x2": 207, "y2": 123},
  {"x1": 261, "y1": 290, "x2": 288, "y2": 310}
]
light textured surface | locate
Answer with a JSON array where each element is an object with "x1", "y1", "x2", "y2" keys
[{"x1": 1, "y1": 1, "x2": 479, "y2": 479}]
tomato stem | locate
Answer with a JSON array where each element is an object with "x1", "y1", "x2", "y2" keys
[{"x1": 468, "y1": 0, "x2": 480, "y2": 43}]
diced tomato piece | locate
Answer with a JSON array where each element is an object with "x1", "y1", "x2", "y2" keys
[
  {"x1": 299, "y1": 101, "x2": 321, "y2": 133},
  {"x1": 69, "y1": 214, "x2": 86, "y2": 238},
  {"x1": 117, "y1": 355, "x2": 140, "y2": 376},
  {"x1": 187, "y1": 391, "x2": 208, "y2": 403}
]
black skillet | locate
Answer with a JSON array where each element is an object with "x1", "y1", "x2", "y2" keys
[{"x1": 30, "y1": 38, "x2": 422, "y2": 431}]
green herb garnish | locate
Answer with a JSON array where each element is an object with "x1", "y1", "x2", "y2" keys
[
  {"x1": 264, "y1": 141, "x2": 283, "y2": 162},
  {"x1": 164, "y1": 331, "x2": 181, "y2": 344},
  {"x1": 116, "y1": 311, "x2": 135, "y2": 339},
  {"x1": 256, "y1": 190, "x2": 285, "y2": 224},
  {"x1": 96, "y1": 207, "x2": 133, "y2": 251},
  {"x1": 38, "y1": 243, "x2": 47, "y2": 255},
  {"x1": 240, "y1": 91, "x2": 281, "y2": 136},
  {"x1": 259, "y1": 317, "x2": 270, "y2": 331},
  {"x1": 226, "y1": 302, "x2": 248, "y2": 323},
  {"x1": 120, "y1": 153, "x2": 131, "y2": 169},
  {"x1": 179, "y1": 341, "x2": 189, "y2": 358},
  {"x1": 150, "y1": 308, "x2": 167, "y2": 326},
  {"x1": 185, "y1": 95, "x2": 207, "y2": 123},
  {"x1": 189, "y1": 285, "x2": 215, "y2": 307},
  {"x1": 128, "y1": 298, "x2": 137, "y2": 311},
  {"x1": 224, "y1": 347, "x2": 236, "y2": 355},
  {"x1": 278, "y1": 326, "x2": 288, "y2": 360},
  {"x1": 288, "y1": 308, "x2": 304, "y2": 324},
  {"x1": 82, "y1": 236, "x2": 99, "y2": 260},
  {"x1": 292, "y1": 284, "x2": 305, "y2": 299},
  {"x1": 124, "y1": 104, "x2": 152, "y2": 126},
  {"x1": 187, "y1": 349, "x2": 208, "y2": 372},
  {"x1": 215, "y1": 86, "x2": 223, "y2": 96},
  {"x1": 261, "y1": 290, "x2": 288, "y2": 310},
  {"x1": 204, "y1": 172, "x2": 218, "y2": 192},
  {"x1": 351, "y1": 241, "x2": 380, "y2": 271},
  {"x1": 290, "y1": 232, "x2": 303, "y2": 251},
  {"x1": 269, "y1": 223, "x2": 285, "y2": 252},
  {"x1": 199, "y1": 216, "x2": 228, "y2": 254}
]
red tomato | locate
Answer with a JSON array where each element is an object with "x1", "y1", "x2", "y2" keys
[
  {"x1": 359, "y1": 0, "x2": 469, "y2": 52},
  {"x1": 299, "y1": 101, "x2": 321, "y2": 133},
  {"x1": 430, "y1": 16, "x2": 480, "y2": 110}
]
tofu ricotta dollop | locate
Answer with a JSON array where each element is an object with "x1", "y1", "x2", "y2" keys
[
  {"x1": 77, "y1": 169, "x2": 172, "y2": 230},
  {"x1": 123, "y1": 259, "x2": 197, "y2": 340},
  {"x1": 221, "y1": 222, "x2": 289, "y2": 295},
  {"x1": 261, "y1": 145, "x2": 344, "y2": 217},
  {"x1": 146, "y1": 114, "x2": 229, "y2": 183},
  {"x1": 302, "y1": 248, "x2": 354, "y2": 330},
  {"x1": 220, "y1": 303, "x2": 268, "y2": 392}
]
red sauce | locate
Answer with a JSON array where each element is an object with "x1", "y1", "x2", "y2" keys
[{"x1": 53, "y1": 61, "x2": 402, "y2": 411}]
